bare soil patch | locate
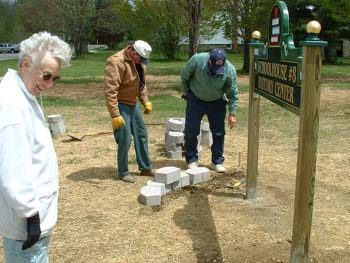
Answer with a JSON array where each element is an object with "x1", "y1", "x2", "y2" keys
[{"x1": 0, "y1": 75, "x2": 349, "y2": 263}]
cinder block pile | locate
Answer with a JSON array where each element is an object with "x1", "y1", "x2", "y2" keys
[
  {"x1": 47, "y1": 114, "x2": 65, "y2": 137},
  {"x1": 164, "y1": 118, "x2": 185, "y2": 159},
  {"x1": 164, "y1": 118, "x2": 212, "y2": 160},
  {"x1": 139, "y1": 166, "x2": 211, "y2": 206}
]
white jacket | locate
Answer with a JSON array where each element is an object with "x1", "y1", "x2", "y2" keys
[{"x1": 0, "y1": 69, "x2": 59, "y2": 240}]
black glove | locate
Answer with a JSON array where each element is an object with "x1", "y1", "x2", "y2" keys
[
  {"x1": 22, "y1": 213, "x2": 41, "y2": 250},
  {"x1": 181, "y1": 94, "x2": 187, "y2": 100}
]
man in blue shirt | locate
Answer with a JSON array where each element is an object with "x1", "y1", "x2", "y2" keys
[{"x1": 181, "y1": 48, "x2": 239, "y2": 172}]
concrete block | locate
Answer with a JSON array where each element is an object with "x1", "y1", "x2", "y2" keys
[
  {"x1": 197, "y1": 145, "x2": 202, "y2": 160},
  {"x1": 186, "y1": 167, "x2": 211, "y2": 184},
  {"x1": 47, "y1": 114, "x2": 63, "y2": 123},
  {"x1": 48, "y1": 115, "x2": 65, "y2": 137},
  {"x1": 165, "y1": 142, "x2": 182, "y2": 152},
  {"x1": 167, "y1": 131, "x2": 184, "y2": 144},
  {"x1": 147, "y1": 180, "x2": 166, "y2": 196},
  {"x1": 50, "y1": 124, "x2": 65, "y2": 137},
  {"x1": 197, "y1": 135, "x2": 202, "y2": 151},
  {"x1": 165, "y1": 150, "x2": 182, "y2": 160},
  {"x1": 201, "y1": 121, "x2": 210, "y2": 131},
  {"x1": 165, "y1": 184, "x2": 172, "y2": 193},
  {"x1": 154, "y1": 166, "x2": 181, "y2": 184},
  {"x1": 140, "y1": 186, "x2": 162, "y2": 206},
  {"x1": 186, "y1": 168, "x2": 203, "y2": 184},
  {"x1": 180, "y1": 171, "x2": 190, "y2": 187},
  {"x1": 51, "y1": 121, "x2": 65, "y2": 130},
  {"x1": 172, "y1": 180, "x2": 181, "y2": 190},
  {"x1": 201, "y1": 130, "x2": 213, "y2": 146},
  {"x1": 166, "y1": 118, "x2": 185, "y2": 132},
  {"x1": 202, "y1": 168, "x2": 211, "y2": 182},
  {"x1": 173, "y1": 170, "x2": 181, "y2": 182}
]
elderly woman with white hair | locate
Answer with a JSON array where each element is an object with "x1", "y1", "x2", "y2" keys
[{"x1": 0, "y1": 31, "x2": 71, "y2": 263}]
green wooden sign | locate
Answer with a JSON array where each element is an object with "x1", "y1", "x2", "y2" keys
[{"x1": 254, "y1": 1, "x2": 302, "y2": 115}]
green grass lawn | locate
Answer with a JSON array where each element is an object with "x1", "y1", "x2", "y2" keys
[
  {"x1": 1, "y1": 50, "x2": 346, "y2": 125},
  {"x1": 1, "y1": 50, "x2": 349, "y2": 85},
  {"x1": 0, "y1": 50, "x2": 245, "y2": 81}
]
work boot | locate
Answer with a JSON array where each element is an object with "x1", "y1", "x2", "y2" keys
[
  {"x1": 140, "y1": 169, "x2": 154, "y2": 177},
  {"x1": 120, "y1": 174, "x2": 136, "y2": 183}
]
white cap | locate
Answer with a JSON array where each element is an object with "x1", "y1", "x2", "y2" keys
[{"x1": 133, "y1": 40, "x2": 152, "y2": 64}]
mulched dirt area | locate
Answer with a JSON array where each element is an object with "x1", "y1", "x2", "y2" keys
[{"x1": 0, "y1": 75, "x2": 349, "y2": 263}]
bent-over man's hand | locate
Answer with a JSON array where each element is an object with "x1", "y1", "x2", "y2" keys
[
  {"x1": 112, "y1": 116, "x2": 125, "y2": 130},
  {"x1": 228, "y1": 115, "x2": 237, "y2": 129},
  {"x1": 22, "y1": 213, "x2": 41, "y2": 250},
  {"x1": 144, "y1": 101, "x2": 152, "y2": 114}
]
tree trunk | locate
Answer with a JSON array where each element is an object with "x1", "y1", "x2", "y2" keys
[
  {"x1": 243, "y1": 37, "x2": 250, "y2": 72},
  {"x1": 187, "y1": 0, "x2": 202, "y2": 58},
  {"x1": 232, "y1": 0, "x2": 239, "y2": 53}
]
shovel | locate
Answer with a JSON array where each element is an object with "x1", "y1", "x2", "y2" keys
[
  {"x1": 233, "y1": 178, "x2": 247, "y2": 188},
  {"x1": 66, "y1": 122, "x2": 163, "y2": 141},
  {"x1": 66, "y1": 131, "x2": 113, "y2": 141}
]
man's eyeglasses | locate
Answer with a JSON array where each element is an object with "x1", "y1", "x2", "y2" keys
[{"x1": 38, "y1": 69, "x2": 61, "y2": 82}]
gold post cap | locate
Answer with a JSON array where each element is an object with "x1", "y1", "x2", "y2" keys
[
  {"x1": 252, "y1": 31, "x2": 261, "y2": 39},
  {"x1": 306, "y1": 21, "x2": 321, "y2": 34}
]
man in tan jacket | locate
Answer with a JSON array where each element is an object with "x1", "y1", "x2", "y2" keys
[{"x1": 104, "y1": 40, "x2": 154, "y2": 183}]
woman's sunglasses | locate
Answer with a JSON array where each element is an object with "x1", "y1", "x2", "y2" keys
[{"x1": 39, "y1": 69, "x2": 61, "y2": 82}]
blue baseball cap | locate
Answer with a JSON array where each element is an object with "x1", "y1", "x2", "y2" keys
[{"x1": 209, "y1": 48, "x2": 226, "y2": 74}]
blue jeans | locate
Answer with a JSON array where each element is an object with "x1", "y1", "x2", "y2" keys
[
  {"x1": 184, "y1": 90, "x2": 227, "y2": 165},
  {"x1": 3, "y1": 236, "x2": 50, "y2": 263},
  {"x1": 114, "y1": 103, "x2": 152, "y2": 177}
]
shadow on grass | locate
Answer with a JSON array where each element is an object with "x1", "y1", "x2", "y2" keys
[
  {"x1": 173, "y1": 188, "x2": 224, "y2": 262},
  {"x1": 168, "y1": 167, "x2": 245, "y2": 262},
  {"x1": 67, "y1": 166, "x2": 117, "y2": 182},
  {"x1": 66, "y1": 165, "x2": 159, "y2": 183}
]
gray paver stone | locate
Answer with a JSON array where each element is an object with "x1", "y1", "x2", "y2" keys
[
  {"x1": 147, "y1": 180, "x2": 166, "y2": 196},
  {"x1": 140, "y1": 186, "x2": 162, "y2": 206},
  {"x1": 180, "y1": 171, "x2": 190, "y2": 187},
  {"x1": 154, "y1": 166, "x2": 181, "y2": 184}
]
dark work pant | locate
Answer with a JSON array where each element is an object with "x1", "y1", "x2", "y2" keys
[{"x1": 184, "y1": 90, "x2": 227, "y2": 165}]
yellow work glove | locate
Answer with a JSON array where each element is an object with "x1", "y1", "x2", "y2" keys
[
  {"x1": 144, "y1": 101, "x2": 152, "y2": 114},
  {"x1": 111, "y1": 116, "x2": 125, "y2": 130}
]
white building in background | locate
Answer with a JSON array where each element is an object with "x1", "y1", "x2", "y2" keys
[{"x1": 179, "y1": 30, "x2": 244, "y2": 52}]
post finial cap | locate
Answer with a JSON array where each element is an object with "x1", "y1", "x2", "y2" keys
[
  {"x1": 306, "y1": 21, "x2": 321, "y2": 34},
  {"x1": 252, "y1": 31, "x2": 261, "y2": 39}
]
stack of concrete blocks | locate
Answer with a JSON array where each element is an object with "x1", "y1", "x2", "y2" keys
[
  {"x1": 139, "y1": 166, "x2": 211, "y2": 206},
  {"x1": 47, "y1": 114, "x2": 65, "y2": 138},
  {"x1": 164, "y1": 118, "x2": 185, "y2": 159},
  {"x1": 200, "y1": 121, "x2": 212, "y2": 147},
  {"x1": 164, "y1": 118, "x2": 212, "y2": 160}
]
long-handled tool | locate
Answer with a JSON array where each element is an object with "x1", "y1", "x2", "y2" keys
[
  {"x1": 233, "y1": 178, "x2": 247, "y2": 188},
  {"x1": 66, "y1": 122, "x2": 163, "y2": 142},
  {"x1": 226, "y1": 178, "x2": 247, "y2": 190},
  {"x1": 66, "y1": 131, "x2": 113, "y2": 141}
]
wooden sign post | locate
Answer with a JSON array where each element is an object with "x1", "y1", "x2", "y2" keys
[
  {"x1": 247, "y1": 31, "x2": 263, "y2": 200},
  {"x1": 291, "y1": 21, "x2": 327, "y2": 262},
  {"x1": 246, "y1": 1, "x2": 327, "y2": 261}
]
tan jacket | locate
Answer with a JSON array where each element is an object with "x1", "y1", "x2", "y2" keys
[{"x1": 104, "y1": 46, "x2": 149, "y2": 117}]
